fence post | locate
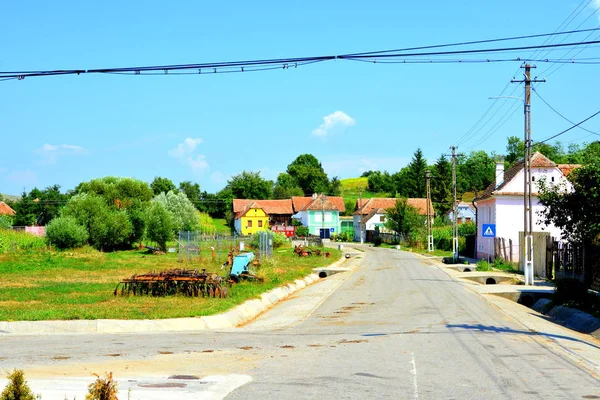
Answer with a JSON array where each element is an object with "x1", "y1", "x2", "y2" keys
[
  {"x1": 509, "y1": 239, "x2": 513, "y2": 263},
  {"x1": 502, "y1": 238, "x2": 507, "y2": 261}
]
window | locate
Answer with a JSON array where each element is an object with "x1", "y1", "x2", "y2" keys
[
  {"x1": 324, "y1": 212, "x2": 332, "y2": 222},
  {"x1": 532, "y1": 176, "x2": 535, "y2": 182},
  {"x1": 380, "y1": 216, "x2": 385, "y2": 222},
  {"x1": 258, "y1": 220, "x2": 263, "y2": 228},
  {"x1": 247, "y1": 220, "x2": 253, "y2": 228},
  {"x1": 466, "y1": 217, "x2": 471, "y2": 223},
  {"x1": 314, "y1": 213, "x2": 322, "y2": 222},
  {"x1": 551, "y1": 176, "x2": 555, "y2": 182}
]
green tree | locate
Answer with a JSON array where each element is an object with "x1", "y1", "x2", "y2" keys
[
  {"x1": 457, "y1": 151, "x2": 495, "y2": 196},
  {"x1": 273, "y1": 173, "x2": 303, "y2": 199},
  {"x1": 74, "y1": 177, "x2": 153, "y2": 206},
  {"x1": 394, "y1": 149, "x2": 427, "y2": 198},
  {"x1": 145, "y1": 202, "x2": 175, "y2": 251},
  {"x1": 328, "y1": 176, "x2": 342, "y2": 196},
  {"x1": 538, "y1": 158, "x2": 600, "y2": 242},
  {"x1": 226, "y1": 171, "x2": 273, "y2": 199},
  {"x1": 286, "y1": 154, "x2": 329, "y2": 195},
  {"x1": 505, "y1": 136, "x2": 524, "y2": 167},
  {"x1": 179, "y1": 181, "x2": 201, "y2": 209},
  {"x1": 150, "y1": 176, "x2": 177, "y2": 195},
  {"x1": 11, "y1": 185, "x2": 67, "y2": 226},
  {"x1": 153, "y1": 191, "x2": 200, "y2": 234},
  {"x1": 368, "y1": 171, "x2": 393, "y2": 193},
  {"x1": 431, "y1": 154, "x2": 452, "y2": 216},
  {"x1": 384, "y1": 198, "x2": 425, "y2": 244}
]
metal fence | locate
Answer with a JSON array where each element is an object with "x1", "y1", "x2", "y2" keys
[
  {"x1": 257, "y1": 230, "x2": 273, "y2": 259},
  {"x1": 546, "y1": 238, "x2": 600, "y2": 291},
  {"x1": 177, "y1": 232, "x2": 250, "y2": 265}
]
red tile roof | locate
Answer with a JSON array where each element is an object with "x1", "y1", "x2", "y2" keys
[
  {"x1": 355, "y1": 198, "x2": 433, "y2": 216},
  {"x1": 475, "y1": 152, "x2": 557, "y2": 202},
  {"x1": 0, "y1": 201, "x2": 15, "y2": 216},
  {"x1": 291, "y1": 195, "x2": 345, "y2": 212},
  {"x1": 233, "y1": 199, "x2": 293, "y2": 215},
  {"x1": 557, "y1": 164, "x2": 580, "y2": 178}
]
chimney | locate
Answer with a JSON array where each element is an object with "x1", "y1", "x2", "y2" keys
[{"x1": 495, "y1": 162, "x2": 505, "y2": 188}]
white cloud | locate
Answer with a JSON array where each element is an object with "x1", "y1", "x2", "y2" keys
[
  {"x1": 311, "y1": 111, "x2": 356, "y2": 138},
  {"x1": 595, "y1": 0, "x2": 600, "y2": 22},
  {"x1": 168, "y1": 138, "x2": 203, "y2": 158},
  {"x1": 36, "y1": 143, "x2": 87, "y2": 165},
  {"x1": 169, "y1": 138, "x2": 209, "y2": 175}
]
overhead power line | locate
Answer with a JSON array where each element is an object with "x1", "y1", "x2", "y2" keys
[
  {"x1": 1, "y1": 28, "x2": 600, "y2": 80},
  {"x1": 535, "y1": 109, "x2": 600, "y2": 145},
  {"x1": 532, "y1": 87, "x2": 600, "y2": 136}
]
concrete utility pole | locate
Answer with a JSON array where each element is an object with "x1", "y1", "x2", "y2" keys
[
  {"x1": 359, "y1": 189, "x2": 364, "y2": 244},
  {"x1": 321, "y1": 194, "x2": 326, "y2": 240},
  {"x1": 426, "y1": 170, "x2": 434, "y2": 252},
  {"x1": 512, "y1": 64, "x2": 545, "y2": 285},
  {"x1": 451, "y1": 146, "x2": 459, "y2": 262}
]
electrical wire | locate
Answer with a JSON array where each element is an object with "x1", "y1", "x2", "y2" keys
[
  {"x1": 535, "y1": 109, "x2": 600, "y2": 145},
  {"x1": 532, "y1": 87, "x2": 600, "y2": 136}
]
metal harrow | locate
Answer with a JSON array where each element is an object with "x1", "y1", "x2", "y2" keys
[{"x1": 114, "y1": 268, "x2": 228, "y2": 298}]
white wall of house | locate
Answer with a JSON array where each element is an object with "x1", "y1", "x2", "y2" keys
[
  {"x1": 293, "y1": 211, "x2": 309, "y2": 228},
  {"x1": 476, "y1": 165, "x2": 574, "y2": 261},
  {"x1": 447, "y1": 205, "x2": 476, "y2": 223}
]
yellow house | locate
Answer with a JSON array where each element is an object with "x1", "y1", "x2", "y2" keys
[{"x1": 233, "y1": 202, "x2": 269, "y2": 235}]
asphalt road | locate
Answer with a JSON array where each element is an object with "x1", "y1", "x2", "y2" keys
[{"x1": 1, "y1": 246, "x2": 599, "y2": 399}]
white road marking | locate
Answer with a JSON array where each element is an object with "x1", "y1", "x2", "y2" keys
[{"x1": 411, "y1": 352, "x2": 419, "y2": 400}]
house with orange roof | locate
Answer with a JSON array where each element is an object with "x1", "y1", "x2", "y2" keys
[
  {"x1": 473, "y1": 152, "x2": 579, "y2": 262},
  {"x1": 353, "y1": 197, "x2": 434, "y2": 242},
  {"x1": 233, "y1": 199, "x2": 294, "y2": 235},
  {"x1": 291, "y1": 194, "x2": 345, "y2": 238}
]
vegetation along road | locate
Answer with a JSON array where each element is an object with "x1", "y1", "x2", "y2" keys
[{"x1": 1, "y1": 245, "x2": 599, "y2": 399}]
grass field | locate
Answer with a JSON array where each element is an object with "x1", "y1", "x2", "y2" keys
[
  {"x1": 0, "y1": 244, "x2": 340, "y2": 321},
  {"x1": 339, "y1": 177, "x2": 391, "y2": 203}
]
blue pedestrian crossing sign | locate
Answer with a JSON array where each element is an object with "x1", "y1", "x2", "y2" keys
[
  {"x1": 482, "y1": 224, "x2": 496, "y2": 238},
  {"x1": 330, "y1": 228, "x2": 335, "y2": 233}
]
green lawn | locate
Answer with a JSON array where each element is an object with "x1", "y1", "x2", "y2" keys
[
  {"x1": 0, "y1": 245, "x2": 340, "y2": 321},
  {"x1": 340, "y1": 177, "x2": 391, "y2": 204}
]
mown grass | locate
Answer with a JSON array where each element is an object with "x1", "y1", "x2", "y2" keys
[{"x1": 0, "y1": 245, "x2": 340, "y2": 321}]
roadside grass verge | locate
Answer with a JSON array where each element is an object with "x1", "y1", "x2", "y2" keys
[
  {"x1": 0, "y1": 245, "x2": 340, "y2": 321},
  {"x1": 373, "y1": 242, "x2": 453, "y2": 257},
  {"x1": 476, "y1": 259, "x2": 521, "y2": 274}
]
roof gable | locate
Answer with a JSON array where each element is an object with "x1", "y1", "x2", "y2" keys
[
  {"x1": 354, "y1": 197, "x2": 433, "y2": 216},
  {"x1": 0, "y1": 201, "x2": 16, "y2": 216},
  {"x1": 292, "y1": 195, "x2": 345, "y2": 212}
]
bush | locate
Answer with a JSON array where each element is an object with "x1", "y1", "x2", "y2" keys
[
  {"x1": 295, "y1": 226, "x2": 309, "y2": 237},
  {"x1": 0, "y1": 215, "x2": 13, "y2": 229},
  {"x1": 1, "y1": 369, "x2": 37, "y2": 400},
  {"x1": 373, "y1": 236, "x2": 383, "y2": 247},
  {"x1": 332, "y1": 231, "x2": 353, "y2": 242},
  {"x1": 46, "y1": 216, "x2": 89, "y2": 249},
  {"x1": 90, "y1": 211, "x2": 133, "y2": 251},
  {"x1": 249, "y1": 231, "x2": 289, "y2": 249},
  {"x1": 86, "y1": 372, "x2": 118, "y2": 400}
]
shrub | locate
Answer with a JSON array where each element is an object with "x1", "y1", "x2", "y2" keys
[
  {"x1": 295, "y1": 226, "x2": 309, "y2": 237},
  {"x1": 153, "y1": 191, "x2": 200, "y2": 234},
  {"x1": 249, "y1": 231, "x2": 289, "y2": 249},
  {"x1": 90, "y1": 211, "x2": 133, "y2": 251},
  {"x1": 46, "y1": 216, "x2": 89, "y2": 249},
  {"x1": 0, "y1": 215, "x2": 13, "y2": 229},
  {"x1": 373, "y1": 236, "x2": 383, "y2": 247},
  {"x1": 332, "y1": 231, "x2": 353, "y2": 242},
  {"x1": 86, "y1": 372, "x2": 118, "y2": 400},
  {"x1": 1, "y1": 369, "x2": 37, "y2": 400}
]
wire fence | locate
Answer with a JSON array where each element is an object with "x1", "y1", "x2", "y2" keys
[{"x1": 177, "y1": 231, "x2": 251, "y2": 265}]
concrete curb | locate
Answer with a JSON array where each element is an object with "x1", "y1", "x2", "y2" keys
[{"x1": 0, "y1": 255, "x2": 349, "y2": 336}]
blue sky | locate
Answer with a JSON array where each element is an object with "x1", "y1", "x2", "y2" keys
[{"x1": 1, "y1": 1, "x2": 599, "y2": 196}]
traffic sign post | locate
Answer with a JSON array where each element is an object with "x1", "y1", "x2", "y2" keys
[{"x1": 482, "y1": 224, "x2": 496, "y2": 263}]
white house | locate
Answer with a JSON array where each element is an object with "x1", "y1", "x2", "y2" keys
[
  {"x1": 446, "y1": 201, "x2": 476, "y2": 224},
  {"x1": 353, "y1": 198, "x2": 434, "y2": 242},
  {"x1": 473, "y1": 152, "x2": 578, "y2": 261}
]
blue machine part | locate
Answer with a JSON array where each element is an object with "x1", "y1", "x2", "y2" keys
[{"x1": 231, "y1": 252, "x2": 256, "y2": 277}]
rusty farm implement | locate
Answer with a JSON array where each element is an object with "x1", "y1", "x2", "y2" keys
[{"x1": 114, "y1": 268, "x2": 228, "y2": 298}]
